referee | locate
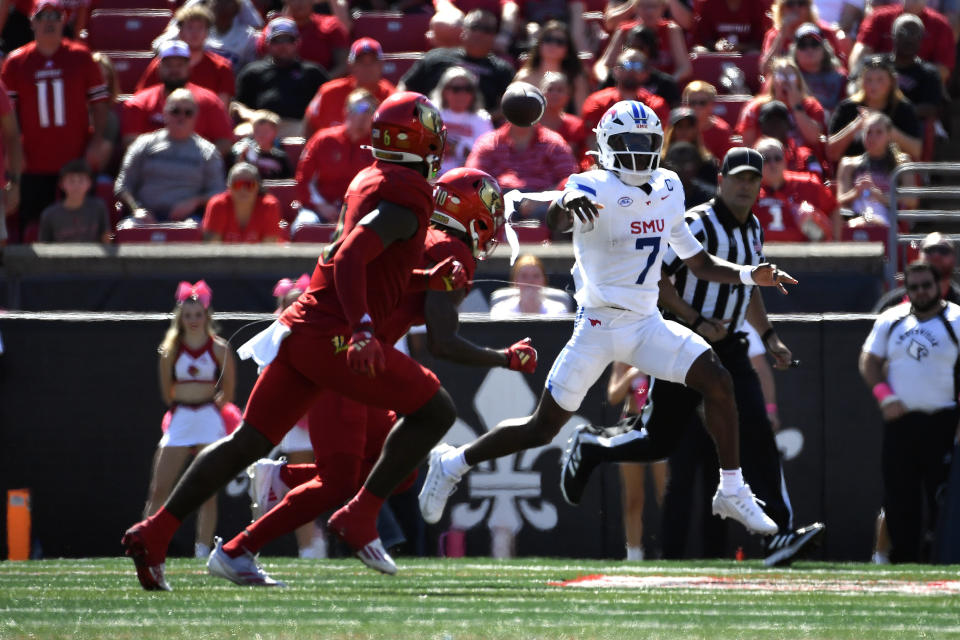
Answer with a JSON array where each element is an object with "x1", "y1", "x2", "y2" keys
[{"x1": 561, "y1": 147, "x2": 825, "y2": 566}]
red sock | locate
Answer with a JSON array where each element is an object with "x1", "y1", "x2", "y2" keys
[
  {"x1": 146, "y1": 507, "x2": 181, "y2": 551},
  {"x1": 280, "y1": 463, "x2": 318, "y2": 489},
  {"x1": 348, "y1": 486, "x2": 385, "y2": 519},
  {"x1": 221, "y1": 532, "x2": 251, "y2": 558}
]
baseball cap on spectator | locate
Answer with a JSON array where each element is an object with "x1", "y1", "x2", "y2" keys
[
  {"x1": 920, "y1": 232, "x2": 955, "y2": 254},
  {"x1": 757, "y1": 100, "x2": 791, "y2": 124},
  {"x1": 31, "y1": 0, "x2": 62, "y2": 18},
  {"x1": 266, "y1": 17, "x2": 299, "y2": 41},
  {"x1": 349, "y1": 37, "x2": 383, "y2": 63},
  {"x1": 721, "y1": 147, "x2": 763, "y2": 176},
  {"x1": 158, "y1": 39, "x2": 190, "y2": 59},
  {"x1": 669, "y1": 106, "x2": 697, "y2": 126},
  {"x1": 794, "y1": 22, "x2": 823, "y2": 43}
]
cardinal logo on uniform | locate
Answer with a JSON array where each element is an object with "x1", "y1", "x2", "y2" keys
[
  {"x1": 187, "y1": 364, "x2": 199, "y2": 377},
  {"x1": 589, "y1": 318, "x2": 601, "y2": 327},
  {"x1": 906, "y1": 339, "x2": 929, "y2": 361}
]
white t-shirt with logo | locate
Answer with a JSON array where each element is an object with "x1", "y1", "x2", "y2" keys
[
  {"x1": 561, "y1": 168, "x2": 702, "y2": 316},
  {"x1": 862, "y1": 301, "x2": 960, "y2": 412}
]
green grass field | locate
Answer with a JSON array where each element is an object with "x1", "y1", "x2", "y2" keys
[{"x1": 2, "y1": 557, "x2": 959, "y2": 639}]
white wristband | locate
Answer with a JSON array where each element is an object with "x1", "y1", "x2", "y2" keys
[
  {"x1": 739, "y1": 267, "x2": 755, "y2": 285},
  {"x1": 880, "y1": 394, "x2": 901, "y2": 408}
]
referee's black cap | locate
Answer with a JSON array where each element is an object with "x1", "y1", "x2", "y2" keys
[{"x1": 721, "y1": 147, "x2": 763, "y2": 176}]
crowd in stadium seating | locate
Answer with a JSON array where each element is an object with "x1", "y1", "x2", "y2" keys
[{"x1": 0, "y1": 0, "x2": 955, "y2": 245}]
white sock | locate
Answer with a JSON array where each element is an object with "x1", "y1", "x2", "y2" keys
[
  {"x1": 625, "y1": 546, "x2": 644, "y2": 561},
  {"x1": 440, "y1": 446, "x2": 471, "y2": 477},
  {"x1": 720, "y1": 468, "x2": 744, "y2": 495}
]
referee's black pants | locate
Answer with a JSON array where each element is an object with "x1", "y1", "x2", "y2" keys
[
  {"x1": 882, "y1": 407, "x2": 957, "y2": 563},
  {"x1": 593, "y1": 332, "x2": 793, "y2": 533}
]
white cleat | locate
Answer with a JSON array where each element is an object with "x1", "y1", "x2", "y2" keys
[
  {"x1": 207, "y1": 537, "x2": 286, "y2": 587},
  {"x1": 711, "y1": 483, "x2": 779, "y2": 535},
  {"x1": 418, "y1": 443, "x2": 461, "y2": 525},
  {"x1": 247, "y1": 457, "x2": 289, "y2": 520},
  {"x1": 355, "y1": 538, "x2": 398, "y2": 575}
]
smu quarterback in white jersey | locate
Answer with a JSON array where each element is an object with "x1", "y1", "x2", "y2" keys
[{"x1": 563, "y1": 166, "x2": 703, "y2": 316}]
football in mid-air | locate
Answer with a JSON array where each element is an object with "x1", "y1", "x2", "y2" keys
[{"x1": 500, "y1": 82, "x2": 545, "y2": 127}]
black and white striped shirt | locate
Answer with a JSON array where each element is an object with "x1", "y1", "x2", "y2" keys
[{"x1": 662, "y1": 197, "x2": 765, "y2": 332}]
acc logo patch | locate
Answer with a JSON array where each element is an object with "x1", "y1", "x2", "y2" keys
[{"x1": 618, "y1": 196, "x2": 633, "y2": 207}]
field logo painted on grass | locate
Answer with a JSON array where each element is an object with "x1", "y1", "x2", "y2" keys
[
  {"x1": 549, "y1": 574, "x2": 960, "y2": 595},
  {"x1": 440, "y1": 368, "x2": 585, "y2": 540}
]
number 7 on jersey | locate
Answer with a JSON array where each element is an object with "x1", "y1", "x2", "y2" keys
[{"x1": 635, "y1": 237, "x2": 660, "y2": 284}]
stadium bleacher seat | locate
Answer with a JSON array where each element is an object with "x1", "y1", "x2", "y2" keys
[
  {"x1": 263, "y1": 179, "x2": 301, "y2": 224},
  {"x1": 689, "y1": 51, "x2": 762, "y2": 94},
  {"x1": 280, "y1": 137, "x2": 305, "y2": 168},
  {"x1": 291, "y1": 223, "x2": 338, "y2": 242},
  {"x1": 381, "y1": 52, "x2": 421, "y2": 85},
  {"x1": 351, "y1": 12, "x2": 431, "y2": 53},
  {"x1": 712, "y1": 94, "x2": 752, "y2": 128},
  {"x1": 115, "y1": 224, "x2": 203, "y2": 243},
  {"x1": 85, "y1": 9, "x2": 172, "y2": 52},
  {"x1": 105, "y1": 50, "x2": 155, "y2": 94}
]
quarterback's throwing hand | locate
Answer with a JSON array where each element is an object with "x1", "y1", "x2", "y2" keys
[
  {"x1": 346, "y1": 325, "x2": 386, "y2": 377},
  {"x1": 561, "y1": 192, "x2": 603, "y2": 227},
  {"x1": 424, "y1": 256, "x2": 468, "y2": 291},
  {"x1": 751, "y1": 263, "x2": 798, "y2": 295},
  {"x1": 504, "y1": 337, "x2": 538, "y2": 373}
]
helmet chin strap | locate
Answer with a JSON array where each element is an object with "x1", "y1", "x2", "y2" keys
[{"x1": 615, "y1": 170, "x2": 651, "y2": 187}]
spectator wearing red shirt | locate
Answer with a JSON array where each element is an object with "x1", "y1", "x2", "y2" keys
[
  {"x1": 293, "y1": 89, "x2": 377, "y2": 227},
  {"x1": 0, "y1": 78, "x2": 23, "y2": 246},
  {"x1": 757, "y1": 100, "x2": 825, "y2": 178},
  {"x1": 760, "y1": 0, "x2": 846, "y2": 74},
  {"x1": 465, "y1": 121, "x2": 577, "y2": 196},
  {"x1": 682, "y1": 81, "x2": 735, "y2": 162},
  {"x1": 736, "y1": 58, "x2": 826, "y2": 156},
  {"x1": 123, "y1": 40, "x2": 234, "y2": 158},
  {"x1": 581, "y1": 48, "x2": 669, "y2": 153},
  {"x1": 1, "y1": 0, "x2": 109, "y2": 242},
  {"x1": 691, "y1": 0, "x2": 771, "y2": 52},
  {"x1": 255, "y1": 0, "x2": 348, "y2": 76},
  {"x1": 203, "y1": 162, "x2": 282, "y2": 242},
  {"x1": 851, "y1": 0, "x2": 955, "y2": 82},
  {"x1": 303, "y1": 37, "x2": 396, "y2": 139},
  {"x1": 754, "y1": 136, "x2": 839, "y2": 242},
  {"x1": 595, "y1": 0, "x2": 692, "y2": 82},
  {"x1": 538, "y1": 72, "x2": 587, "y2": 167},
  {"x1": 137, "y1": 5, "x2": 236, "y2": 106}
]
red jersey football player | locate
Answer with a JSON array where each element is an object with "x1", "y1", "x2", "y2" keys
[
  {"x1": 205, "y1": 168, "x2": 539, "y2": 586},
  {"x1": 121, "y1": 91, "x2": 468, "y2": 590},
  {"x1": 0, "y1": 0, "x2": 109, "y2": 242}
]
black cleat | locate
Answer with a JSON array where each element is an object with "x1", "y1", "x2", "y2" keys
[
  {"x1": 763, "y1": 522, "x2": 825, "y2": 567},
  {"x1": 559, "y1": 425, "x2": 600, "y2": 506}
]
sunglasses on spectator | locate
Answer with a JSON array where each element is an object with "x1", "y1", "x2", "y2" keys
[
  {"x1": 468, "y1": 23, "x2": 497, "y2": 34},
  {"x1": 619, "y1": 60, "x2": 646, "y2": 72},
  {"x1": 348, "y1": 101, "x2": 374, "y2": 114},
  {"x1": 231, "y1": 179, "x2": 258, "y2": 190},
  {"x1": 922, "y1": 245, "x2": 953, "y2": 256},
  {"x1": 783, "y1": 0, "x2": 809, "y2": 7},
  {"x1": 542, "y1": 36, "x2": 568, "y2": 46},
  {"x1": 796, "y1": 37, "x2": 821, "y2": 49},
  {"x1": 906, "y1": 281, "x2": 936, "y2": 292},
  {"x1": 687, "y1": 99, "x2": 711, "y2": 107},
  {"x1": 167, "y1": 107, "x2": 196, "y2": 117},
  {"x1": 761, "y1": 153, "x2": 784, "y2": 163},
  {"x1": 445, "y1": 84, "x2": 475, "y2": 93}
]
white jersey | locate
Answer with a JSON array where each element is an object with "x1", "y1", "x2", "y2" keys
[{"x1": 562, "y1": 167, "x2": 703, "y2": 315}]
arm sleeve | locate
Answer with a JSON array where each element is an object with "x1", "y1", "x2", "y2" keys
[
  {"x1": 667, "y1": 211, "x2": 704, "y2": 261},
  {"x1": 121, "y1": 99, "x2": 148, "y2": 138},
  {"x1": 862, "y1": 315, "x2": 891, "y2": 357},
  {"x1": 201, "y1": 196, "x2": 224, "y2": 234},
  {"x1": 332, "y1": 223, "x2": 386, "y2": 328},
  {"x1": 295, "y1": 135, "x2": 321, "y2": 204},
  {"x1": 115, "y1": 136, "x2": 147, "y2": 198}
]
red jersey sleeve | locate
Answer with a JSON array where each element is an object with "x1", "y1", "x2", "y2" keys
[
  {"x1": 296, "y1": 131, "x2": 324, "y2": 204},
  {"x1": 210, "y1": 52, "x2": 236, "y2": 97},
  {"x1": 856, "y1": 8, "x2": 882, "y2": 47},
  {"x1": 581, "y1": 90, "x2": 610, "y2": 131},
  {"x1": 136, "y1": 57, "x2": 160, "y2": 93},
  {"x1": 202, "y1": 193, "x2": 230, "y2": 235},
  {"x1": 0, "y1": 55, "x2": 19, "y2": 101},
  {"x1": 424, "y1": 229, "x2": 477, "y2": 287},
  {"x1": 376, "y1": 164, "x2": 434, "y2": 213},
  {"x1": 257, "y1": 193, "x2": 282, "y2": 240},
  {"x1": 83, "y1": 49, "x2": 109, "y2": 103},
  {"x1": 735, "y1": 98, "x2": 760, "y2": 136}
]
